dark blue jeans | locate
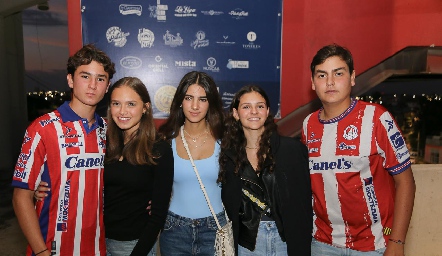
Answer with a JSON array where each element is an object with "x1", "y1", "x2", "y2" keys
[{"x1": 159, "y1": 210, "x2": 227, "y2": 255}]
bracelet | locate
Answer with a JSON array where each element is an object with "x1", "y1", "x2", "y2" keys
[
  {"x1": 389, "y1": 238, "x2": 405, "y2": 245},
  {"x1": 35, "y1": 248, "x2": 48, "y2": 255}
]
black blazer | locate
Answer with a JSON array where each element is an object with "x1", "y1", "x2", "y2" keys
[{"x1": 221, "y1": 133, "x2": 312, "y2": 255}]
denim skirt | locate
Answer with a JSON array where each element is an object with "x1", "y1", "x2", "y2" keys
[{"x1": 159, "y1": 210, "x2": 227, "y2": 255}]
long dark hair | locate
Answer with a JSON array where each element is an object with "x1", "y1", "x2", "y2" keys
[
  {"x1": 105, "y1": 77, "x2": 157, "y2": 165},
  {"x1": 158, "y1": 71, "x2": 224, "y2": 141},
  {"x1": 218, "y1": 85, "x2": 277, "y2": 182}
]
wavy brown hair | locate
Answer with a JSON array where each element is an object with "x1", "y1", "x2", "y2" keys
[
  {"x1": 218, "y1": 85, "x2": 277, "y2": 183},
  {"x1": 67, "y1": 44, "x2": 116, "y2": 79},
  {"x1": 105, "y1": 77, "x2": 157, "y2": 165},
  {"x1": 158, "y1": 71, "x2": 224, "y2": 141}
]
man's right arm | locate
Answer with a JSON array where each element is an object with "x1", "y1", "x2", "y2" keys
[{"x1": 13, "y1": 188, "x2": 50, "y2": 256}]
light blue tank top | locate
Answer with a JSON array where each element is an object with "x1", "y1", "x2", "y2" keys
[{"x1": 168, "y1": 138, "x2": 223, "y2": 218}]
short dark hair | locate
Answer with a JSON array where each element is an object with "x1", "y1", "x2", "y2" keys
[
  {"x1": 310, "y1": 44, "x2": 354, "y2": 77},
  {"x1": 67, "y1": 44, "x2": 116, "y2": 79},
  {"x1": 158, "y1": 71, "x2": 224, "y2": 141}
]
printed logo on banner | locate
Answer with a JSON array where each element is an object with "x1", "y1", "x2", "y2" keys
[
  {"x1": 119, "y1": 4, "x2": 142, "y2": 16},
  {"x1": 216, "y1": 35, "x2": 235, "y2": 46},
  {"x1": 190, "y1": 31, "x2": 209, "y2": 49},
  {"x1": 154, "y1": 85, "x2": 176, "y2": 114},
  {"x1": 175, "y1": 6, "x2": 197, "y2": 17},
  {"x1": 120, "y1": 56, "x2": 142, "y2": 69},
  {"x1": 201, "y1": 9, "x2": 223, "y2": 16},
  {"x1": 243, "y1": 32, "x2": 261, "y2": 50},
  {"x1": 175, "y1": 60, "x2": 197, "y2": 69},
  {"x1": 222, "y1": 91, "x2": 235, "y2": 109},
  {"x1": 227, "y1": 59, "x2": 249, "y2": 69},
  {"x1": 149, "y1": 3, "x2": 168, "y2": 21},
  {"x1": 229, "y1": 8, "x2": 248, "y2": 20},
  {"x1": 164, "y1": 31, "x2": 183, "y2": 47},
  {"x1": 203, "y1": 57, "x2": 219, "y2": 73},
  {"x1": 138, "y1": 28, "x2": 155, "y2": 48},
  {"x1": 147, "y1": 55, "x2": 169, "y2": 73},
  {"x1": 106, "y1": 27, "x2": 129, "y2": 47}
]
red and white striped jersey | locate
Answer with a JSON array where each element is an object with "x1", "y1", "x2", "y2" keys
[
  {"x1": 12, "y1": 102, "x2": 107, "y2": 256},
  {"x1": 301, "y1": 99, "x2": 411, "y2": 251}
]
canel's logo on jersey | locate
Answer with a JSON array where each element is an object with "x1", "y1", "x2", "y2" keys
[
  {"x1": 343, "y1": 125, "x2": 358, "y2": 140},
  {"x1": 364, "y1": 177, "x2": 380, "y2": 223},
  {"x1": 309, "y1": 158, "x2": 352, "y2": 171},
  {"x1": 64, "y1": 155, "x2": 104, "y2": 169}
]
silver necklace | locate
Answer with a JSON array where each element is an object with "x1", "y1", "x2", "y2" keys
[
  {"x1": 183, "y1": 127, "x2": 208, "y2": 143},
  {"x1": 183, "y1": 132, "x2": 208, "y2": 148}
]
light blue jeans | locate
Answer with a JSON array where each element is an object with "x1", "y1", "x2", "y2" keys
[
  {"x1": 238, "y1": 221, "x2": 287, "y2": 256},
  {"x1": 311, "y1": 238, "x2": 387, "y2": 256},
  {"x1": 159, "y1": 210, "x2": 227, "y2": 255},
  {"x1": 106, "y1": 238, "x2": 157, "y2": 256}
]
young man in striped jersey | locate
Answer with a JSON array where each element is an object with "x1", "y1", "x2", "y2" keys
[
  {"x1": 12, "y1": 44, "x2": 115, "y2": 256},
  {"x1": 301, "y1": 44, "x2": 415, "y2": 256}
]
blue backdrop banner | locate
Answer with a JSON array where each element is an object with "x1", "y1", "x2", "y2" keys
[{"x1": 81, "y1": 0, "x2": 282, "y2": 118}]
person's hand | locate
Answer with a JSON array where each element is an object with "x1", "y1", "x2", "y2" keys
[
  {"x1": 383, "y1": 240, "x2": 405, "y2": 256},
  {"x1": 146, "y1": 200, "x2": 152, "y2": 215},
  {"x1": 34, "y1": 181, "x2": 50, "y2": 201}
]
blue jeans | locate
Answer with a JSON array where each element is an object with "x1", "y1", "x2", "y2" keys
[
  {"x1": 106, "y1": 238, "x2": 157, "y2": 256},
  {"x1": 238, "y1": 221, "x2": 287, "y2": 256},
  {"x1": 311, "y1": 238, "x2": 387, "y2": 256},
  {"x1": 159, "y1": 210, "x2": 227, "y2": 255}
]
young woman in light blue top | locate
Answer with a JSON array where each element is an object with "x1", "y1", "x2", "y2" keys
[{"x1": 157, "y1": 71, "x2": 225, "y2": 255}]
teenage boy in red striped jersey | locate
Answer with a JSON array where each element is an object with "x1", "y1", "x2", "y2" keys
[
  {"x1": 12, "y1": 44, "x2": 115, "y2": 256},
  {"x1": 302, "y1": 44, "x2": 415, "y2": 256}
]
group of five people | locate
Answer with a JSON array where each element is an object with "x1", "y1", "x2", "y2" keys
[{"x1": 12, "y1": 43, "x2": 415, "y2": 256}]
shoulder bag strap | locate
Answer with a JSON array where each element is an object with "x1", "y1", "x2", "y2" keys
[{"x1": 180, "y1": 126, "x2": 222, "y2": 230}]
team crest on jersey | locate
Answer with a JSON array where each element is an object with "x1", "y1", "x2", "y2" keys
[{"x1": 343, "y1": 125, "x2": 358, "y2": 140}]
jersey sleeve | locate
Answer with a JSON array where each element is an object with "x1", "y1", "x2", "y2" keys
[
  {"x1": 12, "y1": 121, "x2": 47, "y2": 190},
  {"x1": 375, "y1": 109, "x2": 411, "y2": 175}
]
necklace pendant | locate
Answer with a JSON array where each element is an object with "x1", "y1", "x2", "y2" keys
[{"x1": 192, "y1": 138, "x2": 196, "y2": 143}]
